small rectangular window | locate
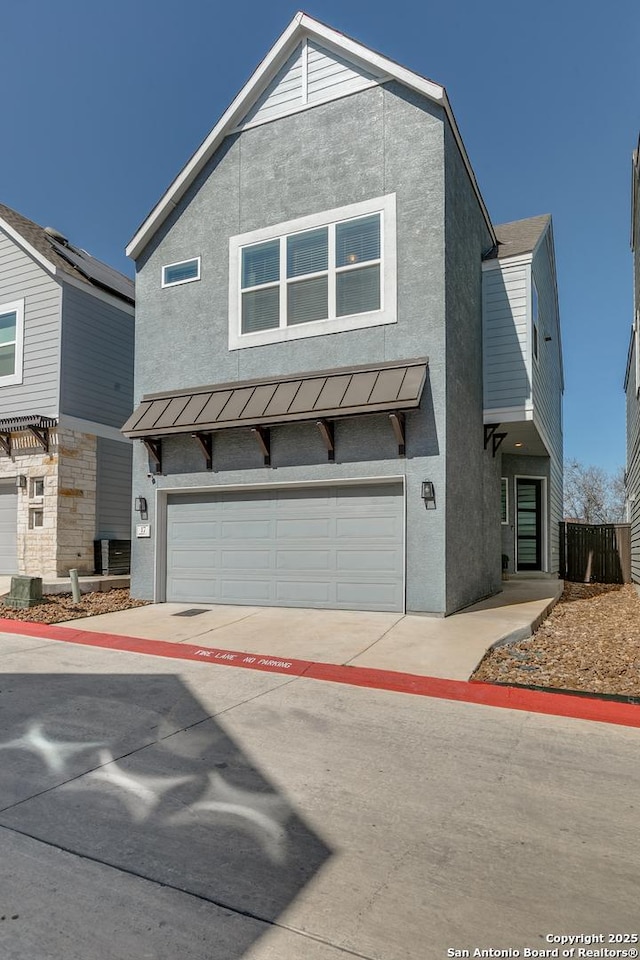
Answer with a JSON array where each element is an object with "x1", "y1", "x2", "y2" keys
[
  {"x1": 501, "y1": 478, "x2": 509, "y2": 524},
  {"x1": 29, "y1": 508, "x2": 44, "y2": 530},
  {"x1": 162, "y1": 257, "x2": 201, "y2": 287}
]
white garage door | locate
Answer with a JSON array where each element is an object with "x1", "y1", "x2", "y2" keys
[
  {"x1": 0, "y1": 482, "x2": 18, "y2": 575},
  {"x1": 165, "y1": 483, "x2": 404, "y2": 612}
]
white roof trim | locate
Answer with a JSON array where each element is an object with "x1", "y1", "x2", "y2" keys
[
  {"x1": 0, "y1": 215, "x2": 58, "y2": 276},
  {"x1": 126, "y1": 12, "x2": 496, "y2": 259}
]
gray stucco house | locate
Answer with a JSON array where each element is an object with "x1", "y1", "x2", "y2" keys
[
  {"x1": 123, "y1": 13, "x2": 563, "y2": 615},
  {"x1": 0, "y1": 203, "x2": 134, "y2": 578}
]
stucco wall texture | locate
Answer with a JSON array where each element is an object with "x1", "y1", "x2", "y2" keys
[{"x1": 131, "y1": 81, "x2": 498, "y2": 614}]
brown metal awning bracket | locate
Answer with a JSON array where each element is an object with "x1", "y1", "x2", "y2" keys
[
  {"x1": 192, "y1": 432, "x2": 213, "y2": 470},
  {"x1": 251, "y1": 426, "x2": 270, "y2": 466},
  {"x1": 28, "y1": 426, "x2": 50, "y2": 452},
  {"x1": 389, "y1": 412, "x2": 406, "y2": 457},
  {"x1": 484, "y1": 423, "x2": 506, "y2": 458},
  {"x1": 484, "y1": 424, "x2": 499, "y2": 450},
  {"x1": 492, "y1": 432, "x2": 507, "y2": 457},
  {"x1": 316, "y1": 419, "x2": 335, "y2": 462},
  {"x1": 0, "y1": 432, "x2": 11, "y2": 456},
  {"x1": 142, "y1": 438, "x2": 162, "y2": 474}
]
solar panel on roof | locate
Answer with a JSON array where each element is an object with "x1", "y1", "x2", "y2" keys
[{"x1": 47, "y1": 238, "x2": 134, "y2": 302}]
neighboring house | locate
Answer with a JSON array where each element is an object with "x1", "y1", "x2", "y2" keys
[
  {"x1": 483, "y1": 215, "x2": 564, "y2": 577},
  {"x1": 0, "y1": 203, "x2": 134, "y2": 578},
  {"x1": 625, "y1": 137, "x2": 640, "y2": 582},
  {"x1": 122, "y1": 12, "x2": 563, "y2": 615}
]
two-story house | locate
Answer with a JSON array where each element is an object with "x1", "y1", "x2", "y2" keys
[
  {"x1": 122, "y1": 13, "x2": 563, "y2": 615},
  {"x1": 625, "y1": 137, "x2": 640, "y2": 583},
  {"x1": 0, "y1": 203, "x2": 134, "y2": 578}
]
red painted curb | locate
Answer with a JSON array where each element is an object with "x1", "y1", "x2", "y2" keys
[{"x1": 2, "y1": 617, "x2": 640, "y2": 729}]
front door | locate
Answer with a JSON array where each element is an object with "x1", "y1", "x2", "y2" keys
[{"x1": 516, "y1": 478, "x2": 543, "y2": 571}]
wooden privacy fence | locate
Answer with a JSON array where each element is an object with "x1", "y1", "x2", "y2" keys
[{"x1": 559, "y1": 522, "x2": 631, "y2": 584}]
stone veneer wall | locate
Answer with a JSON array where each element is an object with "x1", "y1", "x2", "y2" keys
[{"x1": 0, "y1": 428, "x2": 97, "y2": 577}]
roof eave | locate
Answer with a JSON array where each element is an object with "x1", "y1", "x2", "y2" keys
[{"x1": 126, "y1": 13, "x2": 495, "y2": 260}]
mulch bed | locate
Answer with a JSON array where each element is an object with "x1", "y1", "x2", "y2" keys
[
  {"x1": 473, "y1": 582, "x2": 640, "y2": 697},
  {"x1": 0, "y1": 589, "x2": 148, "y2": 625}
]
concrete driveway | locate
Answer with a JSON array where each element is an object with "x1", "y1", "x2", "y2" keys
[
  {"x1": 61, "y1": 578, "x2": 563, "y2": 680},
  {"x1": 0, "y1": 624, "x2": 638, "y2": 959}
]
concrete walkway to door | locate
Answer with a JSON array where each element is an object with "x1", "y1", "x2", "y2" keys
[{"x1": 50, "y1": 579, "x2": 564, "y2": 681}]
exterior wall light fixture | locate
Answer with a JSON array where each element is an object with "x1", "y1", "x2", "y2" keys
[
  {"x1": 421, "y1": 480, "x2": 436, "y2": 508},
  {"x1": 134, "y1": 496, "x2": 148, "y2": 514},
  {"x1": 16, "y1": 475, "x2": 27, "y2": 489}
]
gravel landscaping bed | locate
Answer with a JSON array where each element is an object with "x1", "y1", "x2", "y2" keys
[
  {"x1": 0, "y1": 589, "x2": 149, "y2": 624},
  {"x1": 473, "y1": 582, "x2": 640, "y2": 697}
]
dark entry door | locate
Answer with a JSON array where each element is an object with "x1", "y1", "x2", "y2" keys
[{"x1": 516, "y1": 479, "x2": 543, "y2": 571}]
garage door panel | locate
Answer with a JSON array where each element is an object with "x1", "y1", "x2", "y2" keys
[
  {"x1": 221, "y1": 550, "x2": 272, "y2": 569},
  {"x1": 276, "y1": 550, "x2": 331, "y2": 571},
  {"x1": 275, "y1": 581, "x2": 331, "y2": 603},
  {"x1": 336, "y1": 581, "x2": 400, "y2": 606},
  {"x1": 169, "y1": 521, "x2": 220, "y2": 541},
  {"x1": 221, "y1": 520, "x2": 271, "y2": 539},
  {"x1": 220, "y1": 579, "x2": 273, "y2": 602},
  {"x1": 336, "y1": 517, "x2": 397, "y2": 538},
  {"x1": 336, "y1": 549, "x2": 400, "y2": 572},
  {"x1": 166, "y1": 483, "x2": 404, "y2": 612},
  {"x1": 0, "y1": 484, "x2": 17, "y2": 575},
  {"x1": 276, "y1": 518, "x2": 332, "y2": 539}
]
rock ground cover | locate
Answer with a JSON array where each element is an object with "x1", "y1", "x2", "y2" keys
[
  {"x1": 473, "y1": 582, "x2": 640, "y2": 697},
  {"x1": 0, "y1": 589, "x2": 148, "y2": 624}
]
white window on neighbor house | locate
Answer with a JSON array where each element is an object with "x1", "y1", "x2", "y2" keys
[
  {"x1": 0, "y1": 298, "x2": 25, "y2": 386},
  {"x1": 228, "y1": 194, "x2": 397, "y2": 349},
  {"x1": 162, "y1": 257, "x2": 201, "y2": 287},
  {"x1": 501, "y1": 477, "x2": 509, "y2": 524},
  {"x1": 29, "y1": 508, "x2": 44, "y2": 530},
  {"x1": 532, "y1": 279, "x2": 539, "y2": 362}
]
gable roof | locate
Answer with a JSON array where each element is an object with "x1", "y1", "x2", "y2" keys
[
  {"x1": 491, "y1": 214, "x2": 551, "y2": 261},
  {"x1": 0, "y1": 202, "x2": 134, "y2": 304},
  {"x1": 126, "y1": 11, "x2": 495, "y2": 260}
]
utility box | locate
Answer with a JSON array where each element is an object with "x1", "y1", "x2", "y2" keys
[
  {"x1": 5, "y1": 576, "x2": 43, "y2": 609},
  {"x1": 94, "y1": 540, "x2": 131, "y2": 576}
]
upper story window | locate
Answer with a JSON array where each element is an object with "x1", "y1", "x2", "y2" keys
[
  {"x1": 162, "y1": 257, "x2": 201, "y2": 287},
  {"x1": 0, "y1": 299, "x2": 24, "y2": 386},
  {"x1": 229, "y1": 195, "x2": 396, "y2": 350}
]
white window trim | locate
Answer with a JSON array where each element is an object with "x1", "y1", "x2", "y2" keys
[
  {"x1": 501, "y1": 477, "x2": 509, "y2": 524},
  {"x1": 161, "y1": 256, "x2": 201, "y2": 288},
  {"x1": 532, "y1": 278, "x2": 539, "y2": 364},
  {"x1": 228, "y1": 194, "x2": 397, "y2": 350},
  {"x1": 0, "y1": 298, "x2": 24, "y2": 387}
]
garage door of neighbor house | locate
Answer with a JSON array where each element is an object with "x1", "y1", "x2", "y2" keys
[
  {"x1": 165, "y1": 483, "x2": 405, "y2": 612},
  {"x1": 0, "y1": 482, "x2": 18, "y2": 575}
]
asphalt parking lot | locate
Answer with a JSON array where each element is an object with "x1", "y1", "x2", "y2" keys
[{"x1": 0, "y1": 627, "x2": 639, "y2": 960}]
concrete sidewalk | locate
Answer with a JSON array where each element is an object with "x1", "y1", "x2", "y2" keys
[{"x1": 57, "y1": 578, "x2": 563, "y2": 681}]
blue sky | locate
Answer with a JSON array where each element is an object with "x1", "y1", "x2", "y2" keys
[{"x1": 2, "y1": 0, "x2": 638, "y2": 474}]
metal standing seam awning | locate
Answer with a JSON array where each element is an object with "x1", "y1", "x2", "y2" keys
[
  {"x1": 121, "y1": 358, "x2": 428, "y2": 470},
  {"x1": 0, "y1": 416, "x2": 58, "y2": 456}
]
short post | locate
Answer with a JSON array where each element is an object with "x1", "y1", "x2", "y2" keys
[{"x1": 69, "y1": 568, "x2": 82, "y2": 603}]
